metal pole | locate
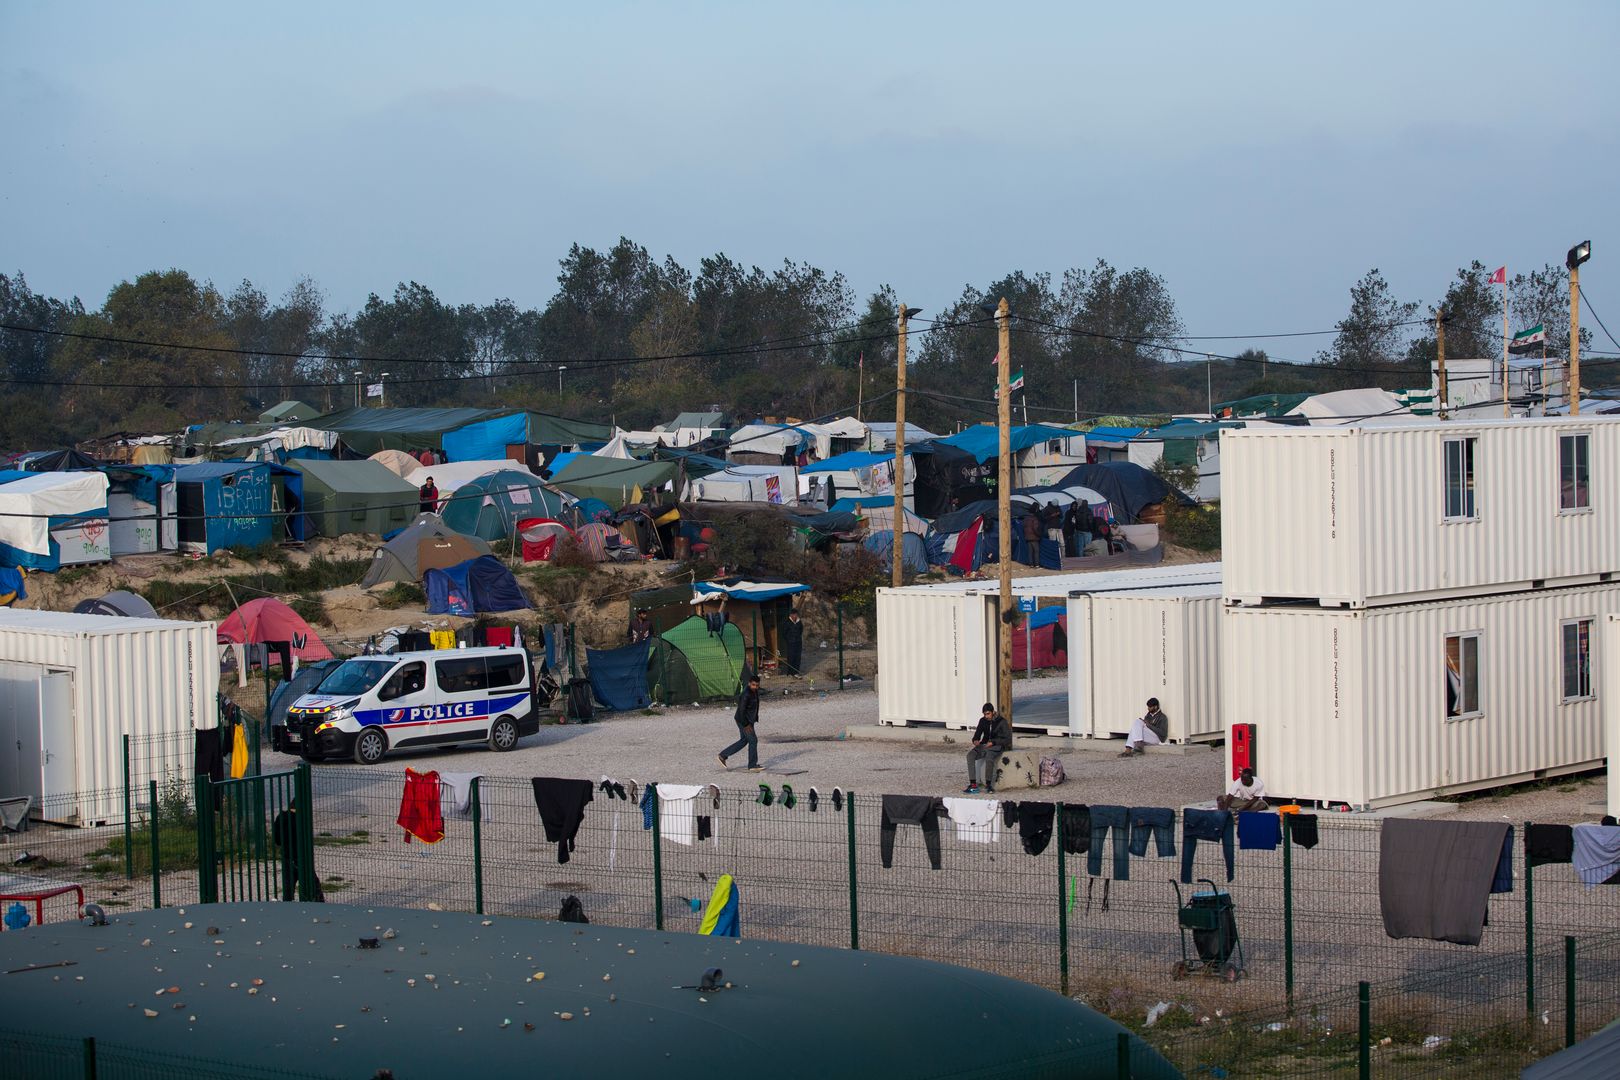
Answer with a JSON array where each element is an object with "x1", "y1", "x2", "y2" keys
[
  {"x1": 651, "y1": 782, "x2": 664, "y2": 930},
  {"x1": 836, "y1": 601, "x2": 845, "y2": 687},
  {"x1": 1570, "y1": 264, "x2": 1582, "y2": 414},
  {"x1": 1437, "y1": 308, "x2": 1449, "y2": 420},
  {"x1": 122, "y1": 734, "x2": 133, "y2": 880},
  {"x1": 1206, "y1": 354, "x2": 1213, "y2": 418},
  {"x1": 1283, "y1": 811, "x2": 1295, "y2": 1007},
  {"x1": 1358, "y1": 981, "x2": 1371, "y2": 1080},
  {"x1": 752, "y1": 605, "x2": 760, "y2": 674},
  {"x1": 472, "y1": 778, "x2": 484, "y2": 915},
  {"x1": 1115, "y1": 1031, "x2": 1130, "y2": 1080},
  {"x1": 1057, "y1": 803, "x2": 1069, "y2": 996},
  {"x1": 149, "y1": 780, "x2": 161, "y2": 909},
  {"x1": 996, "y1": 298, "x2": 1014, "y2": 721},
  {"x1": 1503, "y1": 276, "x2": 1511, "y2": 417},
  {"x1": 892, "y1": 305, "x2": 912, "y2": 589},
  {"x1": 1525, "y1": 820, "x2": 1536, "y2": 1016},
  {"x1": 846, "y1": 791, "x2": 859, "y2": 950},
  {"x1": 295, "y1": 763, "x2": 315, "y2": 902},
  {"x1": 1565, "y1": 935, "x2": 1576, "y2": 1047}
]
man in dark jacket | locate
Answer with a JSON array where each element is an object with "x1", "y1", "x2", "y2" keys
[
  {"x1": 964, "y1": 702, "x2": 1012, "y2": 793},
  {"x1": 718, "y1": 675, "x2": 763, "y2": 771},
  {"x1": 628, "y1": 609, "x2": 653, "y2": 644},
  {"x1": 418, "y1": 478, "x2": 439, "y2": 515},
  {"x1": 780, "y1": 609, "x2": 805, "y2": 678}
]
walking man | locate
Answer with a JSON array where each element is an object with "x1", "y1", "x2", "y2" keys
[
  {"x1": 718, "y1": 674, "x2": 763, "y2": 771},
  {"x1": 1121, "y1": 697, "x2": 1169, "y2": 756},
  {"x1": 964, "y1": 702, "x2": 1012, "y2": 794}
]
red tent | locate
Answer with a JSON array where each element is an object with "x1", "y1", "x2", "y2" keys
[
  {"x1": 518, "y1": 517, "x2": 575, "y2": 563},
  {"x1": 1010, "y1": 612, "x2": 1067, "y2": 670},
  {"x1": 217, "y1": 597, "x2": 334, "y2": 660}
]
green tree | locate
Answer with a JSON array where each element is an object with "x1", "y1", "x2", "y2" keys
[
  {"x1": 1316, "y1": 268, "x2": 1419, "y2": 386},
  {"x1": 1509, "y1": 263, "x2": 1589, "y2": 358},
  {"x1": 348, "y1": 282, "x2": 472, "y2": 408}
]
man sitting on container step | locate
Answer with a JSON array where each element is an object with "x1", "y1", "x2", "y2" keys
[
  {"x1": 1217, "y1": 767, "x2": 1268, "y2": 812},
  {"x1": 965, "y1": 702, "x2": 1012, "y2": 794},
  {"x1": 1120, "y1": 698, "x2": 1168, "y2": 757}
]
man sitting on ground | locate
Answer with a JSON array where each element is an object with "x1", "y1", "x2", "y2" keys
[
  {"x1": 1120, "y1": 698, "x2": 1168, "y2": 756},
  {"x1": 1217, "y1": 767, "x2": 1268, "y2": 812}
]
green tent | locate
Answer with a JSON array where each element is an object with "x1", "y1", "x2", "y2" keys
[
  {"x1": 649, "y1": 615, "x2": 747, "y2": 704},
  {"x1": 307, "y1": 406, "x2": 505, "y2": 455},
  {"x1": 551, "y1": 456, "x2": 679, "y2": 509},
  {"x1": 285, "y1": 458, "x2": 418, "y2": 537},
  {"x1": 258, "y1": 400, "x2": 321, "y2": 424},
  {"x1": 441, "y1": 470, "x2": 571, "y2": 540}
]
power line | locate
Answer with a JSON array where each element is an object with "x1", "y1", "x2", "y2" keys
[{"x1": 1579, "y1": 286, "x2": 1620, "y2": 353}]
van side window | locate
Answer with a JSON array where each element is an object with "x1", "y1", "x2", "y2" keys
[
  {"x1": 378, "y1": 662, "x2": 426, "y2": 701},
  {"x1": 487, "y1": 655, "x2": 525, "y2": 688},
  {"x1": 435, "y1": 657, "x2": 489, "y2": 694}
]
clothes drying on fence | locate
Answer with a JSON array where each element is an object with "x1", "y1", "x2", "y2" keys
[
  {"x1": 229, "y1": 720, "x2": 249, "y2": 780},
  {"x1": 1002, "y1": 801, "x2": 1020, "y2": 829},
  {"x1": 655, "y1": 784, "x2": 706, "y2": 846},
  {"x1": 1526, "y1": 823, "x2": 1574, "y2": 868},
  {"x1": 486, "y1": 626, "x2": 515, "y2": 648},
  {"x1": 699, "y1": 874, "x2": 740, "y2": 937},
  {"x1": 880, "y1": 795, "x2": 942, "y2": 870},
  {"x1": 597, "y1": 777, "x2": 629, "y2": 868},
  {"x1": 1289, "y1": 814, "x2": 1319, "y2": 850},
  {"x1": 429, "y1": 630, "x2": 456, "y2": 650},
  {"x1": 1061, "y1": 805, "x2": 1090, "y2": 855},
  {"x1": 1491, "y1": 826, "x2": 1515, "y2": 893},
  {"x1": 1128, "y1": 807, "x2": 1176, "y2": 862},
  {"x1": 1017, "y1": 802, "x2": 1055, "y2": 856},
  {"x1": 1237, "y1": 811, "x2": 1280, "y2": 851},
  {"x1": 639, "y1": 784, "x2": 656, "y2": 830},
  {"x1": 1379, "y1": 819, "x2": 1509, "y2": 946},
  {"x1": 438, "y1": 772, "x2": 482, "y2": 817},
  {"x1": 942, "y1": 798, "x2": 1001, "y2": 844},
  {"x1": 397, "y1": 768, "x2": 445, "y2": 844},
  {"x1": 532, "y1": 777, "x2": 594, "y2": 864},
  {"x1": 1088, "y1": 804, "x2": 1130, "y2": 879},
  {"x1": 396, "y1": 630, "x2": 431, "y2": 652},
  {"x1": 697, "y1": 816, "x2": 712, "y2": 842},
  {"x1": 1571, "y1": 823, "x2": 1620, "y2": 887},
  {"x1": 1181, "y1": 809, "x2": 1234, "y2": 884},
  {"x1": 194, "y1": 726, "x2": 225, "y2": 806}
]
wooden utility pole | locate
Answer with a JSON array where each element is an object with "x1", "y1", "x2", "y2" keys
[
  {"x1": 1570, "y1": 263, "x2": 1583, "y2": 415},
  {"x1": 1436, "y1": 309, "x2": 1448, "y2": 420},
  {"x1": 995, "y1": 297, "x2": 1014, "y2": 722},
  {"x1": 891, "y1": 307, "x2": 918, "y2": 589}
]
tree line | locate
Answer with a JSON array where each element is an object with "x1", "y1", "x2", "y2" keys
[{"x1": 0, "y1": 242, "x2": 1592, "y2": 449}]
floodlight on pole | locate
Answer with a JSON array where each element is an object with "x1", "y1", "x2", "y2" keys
[
  {"x1": 353, "y1": 370, "x2": 362, "y2": 409},
  {"x1": 1568, "y1": 241, "x2": 1590, "y2": 413},
  {"x1": 891, "y1": 305, "x2": 923, "y2": 589},
  {"x1": 380, "y1": 371, "x2": 390, "y2": 408},
  {"x1": 558, "y1": 366, "x2": 567, "y2": 396}
]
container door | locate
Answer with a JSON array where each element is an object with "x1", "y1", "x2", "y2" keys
[
  {"x1": 0, "y1": 665, "x2": 40, "y2": 801},
  {"x1": 38, "y1": 670, "x2": 74, "y2": 804},
  {"x1": 160, "y1": 483, "x2": 179, "y2": 550}
]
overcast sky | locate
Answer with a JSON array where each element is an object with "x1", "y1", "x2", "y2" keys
[{"x1": 4, "y1": 0, "x2": 1618, "y2": 361}]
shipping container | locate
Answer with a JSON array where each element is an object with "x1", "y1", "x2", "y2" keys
[
  {"x1": 876, "y1": 589, "x2": 998, "y2": 728},
  {"x1": 1606, "y1": 613, "x2": 1620, "y2": 820},
  {"x1": 1222, "y1": 582, "x2": 1620, "y2": 809},
  {"x1": 1073, "y1": 583, "x2": 1223, "y2": 742},
  {"x1": 0, "y1": 610, "x2": 218, "y2": 826},
  {"x1": 1221, "y1": 416, "x2": 1620, "y2": 608}
]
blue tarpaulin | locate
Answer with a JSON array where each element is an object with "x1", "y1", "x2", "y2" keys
[
  {"x1": 935, "y1": 424, "x2": 1080, "y2": 464},
  {"x1": 1025, "y1": 606, "x2": 1065, "y2": 630},
  {"x1": 863, "y1": 530, "x2": 928, "y2": 574},
  {"x1": 424, "y1": 555, "x2": 531, "y2": 615},
  {"x1": 173, "y1": 462, "x2": 274, "y2": 553},
  {"x1": 828, "y1": 496, "x2": 893, "y2": 512},
  {"x1": 802, "y1": 449, "x2": 906, "y2": 475},
  {"x1": 693, "y1": 580, "x2": 811, "y2": 603},
  {"x1": 587, "y1": 642, "x2": 652, "y2": 712},
  {"x1": 442, "y1": 412, "x2": 614, "y2": 462},
  {"x1": 0, "y1": 567, "x2": 26, "y2": 605}
]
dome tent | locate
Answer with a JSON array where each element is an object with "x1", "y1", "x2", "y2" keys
[
  {"x1": 424, "y1": 555, "x2": 531, "y2": 615},
  {"x1": 441, "y1": 470, "x2": 571, "y2": 541},
  {"x1": 73, "y1": 590, "x2": 159, "y2": 619},
  {"x1": 648, "y1": 615, "x2": 747, "y2": 704},
  {"x1": 360, "y1": 513, "x2": 493, "y2": 587},
  {"x1": 217, "y1": 597, "x2": 333, "y2": 661}
]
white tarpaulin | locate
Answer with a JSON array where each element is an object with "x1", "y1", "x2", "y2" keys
[
  {"x1": 0, "y1": 472, "x2": 110, "y2": 556},
  {"x1": 689, "y1": 465, "x2": 798, "y2": 505},
  {"x1": 405, "y1": 460, "x2": 535, "y2": 493},
  {"x1": 1288, "y1": 388, "x2": 1412, "y2": 426},
  {"x1": 728, "y1": 424, "x2": 805, "y2": 458}
]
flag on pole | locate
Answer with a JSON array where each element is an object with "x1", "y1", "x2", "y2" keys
[
  {"x1": 990, "y1": 352, "x2": 1000, "y2": 365},
  {"x1": 366, "y1": 383, "x2": 384, "y2": 398},
  {"x1": 996, "y1": 369, "x2": 1026, "y2": 398},
  {"x1": 1509, "y1": 325, "x2": 1547, "y2": 355},
  {"x1": 1487, "y1": 266, "x2": 1506, "y2": 285}
]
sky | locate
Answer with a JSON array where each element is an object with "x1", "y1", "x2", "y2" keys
[{"x1": 4, "y1": 0, "x2": 1620, "y2": 362}]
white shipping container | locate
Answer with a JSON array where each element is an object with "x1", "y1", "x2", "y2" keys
[
  {"x1": 1606, "y1": 614, "x2": 1620, "y2": 820},
  {"x1": 1222, "y1": 417, "x2": 1620, "y2": 608},
  {"x1": 877, "y1": 590, "x2": 997, "y2": 727},
  {"x1": 1223, "y1": 583, "x2": 1620, "y2": 809},
  {"x1": 0, "y1": 610, "x2": 218, "y2": 826},
  {"x1": 1073, "y1": 583, "x2": 1223, "y2": 742}
]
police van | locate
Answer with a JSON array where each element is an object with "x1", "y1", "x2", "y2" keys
[{"x1": 285, "y1": 646, "x2": 538, "y2": 764}]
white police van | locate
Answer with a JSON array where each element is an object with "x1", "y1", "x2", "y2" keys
[{"x1": 285, "y1": 647, "x2": 538, "y2": 764}]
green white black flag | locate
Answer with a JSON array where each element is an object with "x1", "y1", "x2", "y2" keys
[{"x1": 1509, "y1": 325, "x2": 1547, "y2": 354}]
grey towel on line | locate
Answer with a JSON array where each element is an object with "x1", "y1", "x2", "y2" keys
[{"x1": 1379, "y1": 818, "x2": 1510, "y2": 946}]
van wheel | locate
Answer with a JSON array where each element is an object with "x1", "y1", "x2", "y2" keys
[
  {"x1": 353, "y1": 727, "x2": 388, "y2": 765},
  {"x1": 488, "y1": 716, "x2": 519, "y2": 752}
]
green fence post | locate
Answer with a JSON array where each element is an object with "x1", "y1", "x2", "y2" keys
[
  {"x1": 836, "y1": 601, "x2": 845, "y2": 687},
  {"x1": 471, "y1": 778, "x2": 485, "y2": 916},
  {"x1": 1115, "y1": 1031, "x2": 1130, "y2": 1080},
  {"x1": 148, "y1": 780, "x2": 161, "y2": 909},
  {"x1": 846, "y1": 791, "x2": 859, "y2": 950},
  {"x1": 1056, "y1": 802, "x2": 1069, "y2": 997},
  {"x1": 651, "y1": 782, "x2": 664, "y2": 930},
  {"x1": 1564, "y1": 935, "x2": 1576, "y2": 1047},
  {"x1": 82, "y1": 1036, "x2": 96, "y2": 1080},
  {"x1": 294, "y1": 763, "x2": 315, "y2": 902},
  {"x1": 1283, "y1": 811, "x2": 1295, "y2": 1008},
  {"x1": 122, "y1": 735, "x2": 133, "y2": 881},
  {"x1": 1524, "y1": 820, "x2": 1535, "y2": 1016},
  {"x1": 1358, "y1": 981, "x2": 1371, "y2": 1080}
]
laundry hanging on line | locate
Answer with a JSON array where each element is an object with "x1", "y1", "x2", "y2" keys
[
  {"x1": 942, "y1": 798, "x2": 1001, "y2": 844},
  {"x1": 1181, "y1": 809, "x2": 1234, "y2": 884},
  {"x1": 398, "y1": 768, "x2": 445, "y2": 844},
  {"x1": 532, "y1": 777, "x2": 594, "y2": 864},
  {"x1": 1237, "y1": 811, "x2": 1279, "y2": 851},
  {"x1": 1379, "y1": 818, "x2": 1509, "y2": 946},
  {"x1": 1525, "y1": 823, "x2": 1574, "y2": 868},
  {"x1": 438, "y1": 771, "x2": 483, "y2": 817},
  {"x1": 881, "y1": 795, "x2": 942, "y2": 870},
  {"x1": 1571, "y1": 823, "x2": 1620, "y2": 887},
  {"x1": 654, "y1": 784, "x2": 707, "y2": 846}
]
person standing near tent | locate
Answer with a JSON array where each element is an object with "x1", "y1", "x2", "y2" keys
[
  {"x1": 418, "y1": 476, "x2": 439, "y2": 515},
  {"x1": 718, "y1": 675, "x2": 763, "y2": 771},
  {"x1": 780, "y1": 609, "x2": 804, "y2": 678},
  {"x1": 628, "y1": 608, "x2": 653, "y2": 645},
  {"x1": 1020, "y1": 508, "x2": 1041, "y2": 565}
]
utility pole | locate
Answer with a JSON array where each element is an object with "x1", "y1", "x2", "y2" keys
[
  {"x1": 892, "y1": 307, "x2": 921, "y2": 589},
  {"x1": 1436, "y1": 311, "x2": 1448, "y2": 420},
  {"x1": 353, "y1": 370, "x2": 362, "y2": 409},
  {"x1": 1568, "y1": 241, "x2": 1591, "y2": 415},
  {"x1": 1206, "y1": 354, "x2": 1214, "y2": 418},
  {"x1": 1501, "y1": 275, "x2": 1511, "y2": 418},
  {"x1": 995, "y1": 297, "x2": 1014, "y2": 723}
]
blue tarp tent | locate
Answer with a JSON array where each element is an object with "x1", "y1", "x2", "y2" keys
[
  {"x1": 0, "y1": 471, "x2": 111, "y2": 570},
  {"x1": 441, "y1": 471, "x2": 572, "y2": 540},
  {"x1": 173, "y1": 462, "x2": 274, "y2": 553},
  {"x1": 587, "y1": 642, "x2": 652, "y2": 711},
  {"x1": 441, "y1": 412, "x2": 613, "y2": 462},
  {"x1": 424, "y1": 555, "x2": 531, "y2": 615},
  {"x1": 934, "y1": 424, "x2": 1080, "y2": 464},
  {"x1": 863, "y1": 530, "x2": 928, "y2": 574},
  {"x1": 1054, "y1": 462, "x2": 1191, "y2": 523},
  {"x1": 801, "y1": 449, "x2": 906, "y2": 475}
]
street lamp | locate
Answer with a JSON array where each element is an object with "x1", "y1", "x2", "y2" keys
[
  {"x1": 557, "y1": 365, "x2": 567, "y2": 396},
  {"x1": 1568, "y1": 240, "x2": 1591, "y2": 415},
  {"x1": 379, "y1": 371, "x2": 390, "y2": 408},
  {"x1": 353, "y1": 370, "x2": 362, "y2": 409},
  {"x1": 891, "y1": 305, "x2": 924, "y2": 589}
]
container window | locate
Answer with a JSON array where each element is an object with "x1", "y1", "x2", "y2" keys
[
  {"x1": 1561, "y1": 618, "x2": 1593, "y2": 700},
  {"x1": 1559, "y1": 433, "x2": 1590, "y2": 511},
  {"x1": 1444, "y1": 632, "x2": 1480, "y2": 717},
  {"x1": 1443, "y1": 438, "x2": 1477, "y2": 520}
]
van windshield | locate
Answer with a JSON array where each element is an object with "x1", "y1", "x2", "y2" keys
[{"x1": 315, "y1": 659, "x2": 395, "y2": 697}]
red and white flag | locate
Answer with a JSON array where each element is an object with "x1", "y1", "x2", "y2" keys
[
  {"x1": 1487, "y1": 266, "x2": 1506, "y2": 285},
  {"x1": 990, "y1": 352, "x2": 1000, "y2": 365}
]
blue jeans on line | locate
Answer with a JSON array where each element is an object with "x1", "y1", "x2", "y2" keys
[
  {"x1": 1088, "y1": 804, "x2": 1131, "y2": 880},
  {"x1": 1181, "y1": 809, "x2": 1234, "y2": 884},
  {"x1": 1129, "y1": 807, "x2": 1177, "y2": 858},
  {"x1": 721, "y1": 722, "x2": 758, "y2": 768}
]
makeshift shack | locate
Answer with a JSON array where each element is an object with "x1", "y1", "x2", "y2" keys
[
  {"x1": 173, "y1": 462, "x2": 274, "y2": 554},
  {"x1": 648, "y1": 615, "x2": 748, "y2": 704},
  {"x1": 550, "y1": 456, "x2": 678, "y2": 509},
  {"x1": 360, "y1": 514, "x2": 493, "y2": 587},
  {"x1": 689, "y1": 465, "x2": 798, "y2": 505},
  {"x1": 587, "y1": 642, "x2": 652, "y2": 711},
  {"x1": 440, "y1": 470, "x2": 571, "y2": 541},
  {"x1": 306, "y1": 406, "x2": 505, "y2": 456},
  {"x1": 440, "y1": 410, "x2": 613, "y2": 469},
  {"x1": 104, "y1": 465, "x2": 177, "y2": 556},
  {"x1": 691, "y1": 579, "x2": 810, "y2": 672},
  {"x1": 424, "y1": 555, "x2": 531, "y2": 615},
  {"x1": 285, "y1": 458, "x2": 417, "y2": 537},
  {"x1": 0, "y1": 471, "x2": 111, "y2": 570}
]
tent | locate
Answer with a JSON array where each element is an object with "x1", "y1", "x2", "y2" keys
[
  {"x1": 1054, "y1": 463, "x2": 1190, "y2": 523},
  {"x1": 909, "y1": 442, "x2": 993, "y2": 518},
  {"x1": 587, "y1": 642, "x2": 652, "y2": 711},
  {"x1": 688, "y1": 465, "x2": 797, "y2": 505},
  {"x1": 648, "y1": 615, "x2": 747, "y2": 704},
  {"x1": 218, "y1": 597, "x2": 333, "y2": 661},
  {"x1": 1011, "y1": 608, "x2": 1068, "y2": 670},
  {"x1": 690, "y1": 579, "x2": 810, "y2": 668},
  {"x1": 440, "y1": 411, "x2": 613, "y2": 463},
  {"x1": 550, "y1": 456, "x2": 678, "y2": 509},
  {"x1": 285, "y1": 458, "x2": 417, "y2": 537},
  {"x1": 863, "y1": 529, "x2": 929, "y2": 574},
  {"x1": 0, "y1": 471, "x2": 111, "y2": 570},
  {"x1": 440, "y1": 470, "x2": 571, "y2": 541},
  {"x1": 306, "y1": 406, "x2": 505, "y2": 456},
  {"x1": 13, "y1": 448, "x2": 102, "y2": 472},
  {"x1": 406, "y1": 460, "x2": 536, "y2": 497},
  {"x1": 575, "y1": 521, "x2": 632, "y2": 561},
  {"x1": 424, "y1": 555, "x2": 531, "y2": 615},
  {"x1": 368, "y1": 449, "x2": 421, "y2": 478},
  {"x1": 856, "y1": 504, "x2": 928, "y2": 536},
  {"x1": 173, "y1": 462, "x2": 274, "y2": 554},
  {"x1": 518, "y1": 518, "x2": 575, "y2": 563},
  {"x1": 934, "y1": 424, "x2": 1083, "y2": 464},
  {"x1": 258, "y1": 400, "x2": 321, "y2": 424},
  {"x1": 360, "y1": 513, "x2": 494, "y2": 587},
  {"x1": 72, "y1": 590, "x2": 159, "y2": 619}
]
